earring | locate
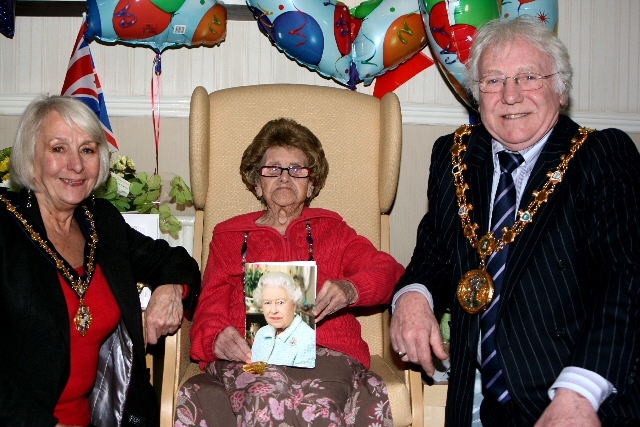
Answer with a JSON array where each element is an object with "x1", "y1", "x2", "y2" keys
[
  {"x1": 91, "y1": 194, "x2": 95, "y2": 205},
  {"x1": 26, "y1": 189, "x2": 32, "y2": 208}
]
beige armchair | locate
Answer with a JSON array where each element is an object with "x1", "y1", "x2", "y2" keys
[{"x1": 159, "y1": 83, "x2": 423, "y2": 427}]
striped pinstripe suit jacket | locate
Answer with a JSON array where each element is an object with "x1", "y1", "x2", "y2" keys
[{"x1": 396, "y1": 115, "x2": 640, "y2": 426}]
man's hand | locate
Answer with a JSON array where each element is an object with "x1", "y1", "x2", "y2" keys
[
  {"x1": 145, "y1": 284, "x2": 183, "y2": 345},
  {"x1": 535, "y1": 388, "x2": 601, "y2": 427},
  {"x1": 313, "y1": 280, "x2": 357, "y2": 323},
  {"x1": 214, "y1": 326, "x2": 252, "y2": 363},
  {"x1": 390, "y1": 292, "x2": 448, "y2": 376}
]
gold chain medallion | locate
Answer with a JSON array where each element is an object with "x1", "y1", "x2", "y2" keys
[
  {"x1": 457, "y1": 269, "x2": 494, "y2": 314},
  {"x1": 74, "y1": 300, "x2": 93, "y2": 336},
  {"x1": 451, "y1": 126, "x2": 593, "y2": 313},
  {"x1": 0, "y1": 195, "x2": 98, "y2": 335}
]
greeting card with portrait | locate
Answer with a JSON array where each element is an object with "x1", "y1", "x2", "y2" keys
[{"x1": 244, "y1": 261, "x2": 317, "y2": 368}]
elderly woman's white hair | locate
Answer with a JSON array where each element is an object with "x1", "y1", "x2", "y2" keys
[
  {"x1": 464, "y1": 15, "x2": 572, "y2": 106},
  {"x1": 10, "y1": 95, "x2": 111, "y2": 191},
  {"x1": 253, "y1": 271, "x2": 305, "y2": 309}
]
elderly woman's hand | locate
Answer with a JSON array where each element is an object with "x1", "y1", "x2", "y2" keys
[
  {"x1": 145, "y1": 284, "x2": 183, "y2": 345},
  {"x1": 214, "y1": 326, "x2": 252, "y2": 363},
  {"x1": 313, "y1": 280, "x2": 358, "y2": 323}
]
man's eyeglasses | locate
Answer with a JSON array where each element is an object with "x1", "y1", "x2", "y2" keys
[
  {"x1": 476, "y1": 72, "x2": 559, "y2": 93},
  {"x1": 258, "y1": 165, "x2": 312, "y2": 178}
]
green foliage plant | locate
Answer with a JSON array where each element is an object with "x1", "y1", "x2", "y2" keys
[
  {"x1": 0, "y1": 147, "x2": 11, "y2": 183},
  {"x1": 92, "y1": 155, "x2": 193, "y2": 238}
]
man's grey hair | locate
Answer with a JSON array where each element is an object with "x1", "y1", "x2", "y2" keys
[{"x1": 464, "y1": 15, "x2": 572, "y2": 104}]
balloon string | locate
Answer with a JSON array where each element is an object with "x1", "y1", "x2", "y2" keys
[{"x1": 151, "y1": 53, "x2": 162, "y2": 175}]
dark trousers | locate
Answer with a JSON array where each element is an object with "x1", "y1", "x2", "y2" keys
[{"x1": 480, "y1": 393, "x2": 532, "y2": 427}]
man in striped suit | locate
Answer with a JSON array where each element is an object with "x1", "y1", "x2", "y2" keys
[{"x1": 390, "y1": 16, "x2": 640, "y2": 426}]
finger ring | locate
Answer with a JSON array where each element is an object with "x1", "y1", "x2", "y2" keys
[{"x1": 397, "y1": 351, "x2": 406, "y2": 358}]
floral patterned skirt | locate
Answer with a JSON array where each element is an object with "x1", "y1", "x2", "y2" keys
[{"x1": 175, "y1": 347, "x2": 393, "y2": 427}]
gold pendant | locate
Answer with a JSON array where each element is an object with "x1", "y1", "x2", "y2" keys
[
  {"x1": 74, "y1": 300, "x2": 92, "y2": 336},
  {"x1": 457, "y1": 269, "x2": 494, "y2": 314},
  {"x1": 243, "y1": 361, "x2": 268, "y2": 375}
]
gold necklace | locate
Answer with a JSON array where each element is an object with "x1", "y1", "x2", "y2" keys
[
  {"x1": 452, "y1": 125, "x2": 593, "y2": 314},
  {"x1": 0, "y1": 194, "x2": 98, "y2": 335}
]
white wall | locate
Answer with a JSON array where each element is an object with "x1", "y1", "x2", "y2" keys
[{"x1": 1, "y1": 0, "x2": 639, "y2": 265}]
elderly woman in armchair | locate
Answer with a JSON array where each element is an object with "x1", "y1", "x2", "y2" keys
[{"x1": 175, "y1": 117, "x2": 404, "y2": 426}]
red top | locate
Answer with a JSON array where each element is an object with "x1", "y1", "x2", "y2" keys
[
  {"x1": 190, "y1": 208, "x2": 405, "y2": 369},
  {"x1": 54, "y1": 265, "x2": 120, "y2": 427}
]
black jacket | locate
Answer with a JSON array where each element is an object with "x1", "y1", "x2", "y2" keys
[
  {"x1": 0, "y1": 189, "x2": 201, "y2": 427},
  {"x1": 394, "y1": 115, "x2": 640, "y2": 425}
]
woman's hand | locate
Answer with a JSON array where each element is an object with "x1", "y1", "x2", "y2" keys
[
  {"x1": 313, "y1": 279, "x2": 358, "y2": 323},
  {"x1": 145, "y1": 284, "x2": 183, "y2": 345},
  {"x1": 214, "y1": 326, "x2": 252, "y2": 363}
]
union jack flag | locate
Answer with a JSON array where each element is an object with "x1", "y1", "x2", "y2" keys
[{"x1": 61, "y1": 22, "x2": 118, "y2": 150}]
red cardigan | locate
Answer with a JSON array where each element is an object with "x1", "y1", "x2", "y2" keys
[{"x1": 190, "y1": 208, "x2": 404, "y2": 369}]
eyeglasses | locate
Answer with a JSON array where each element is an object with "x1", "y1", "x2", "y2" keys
[
  {"x1": 258, "y1": 165, "x2": 312, "y2": 178},
  {"x1": 476, "y1": 72, "x2": 558, "y2": 93}
]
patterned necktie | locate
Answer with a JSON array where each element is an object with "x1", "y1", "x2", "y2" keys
[{"x1": 481, "y1": 150, "x2": 524, "y2": 403}]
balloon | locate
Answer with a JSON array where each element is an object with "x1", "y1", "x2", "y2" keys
[
  {"x1": 0, "y1": 0, "x2": 16, "y2": 39},
  {"x1": 112, "y1": 0, "x2": 172, "y2": 41},
  {"x1": 420, "y1": 0, "x2": 557, "y2": 110},
  {"x1": 86, "y1": 0, "x2": 227, "y2": 52},
  {"x1": 334, "y1": 4, "x2": 353, "y2": 56},
  {"x1": 247, "y1": 0, "x2": 428, "y2": 89},
  {"x1": 191, "y1": 3, "x2": 227, "y2": 47},
  {"x1": 248, "y1": 0, "x2": 357, "y2": 87},
  {"x1": 352, "y1": 0, "x2": 427, "y2": 86},
  {"x1": 150, "y1": 0, "x2": 186, "y2": 14},
  {"x1": 500, "y1": 0, "x2": 558, "y2": 31},
  {"x1": 421, "y1": 0, "x2": 500, "y2": 108},
  {"x1": 351, "y1": 0, "x2": 384, "y2": 19},
  {"x1": 383, "y1": 14, "x2": 428, "y2": 71},
  {"x1": 274, "y1": 12, "x2": 325, "y2": 66}
]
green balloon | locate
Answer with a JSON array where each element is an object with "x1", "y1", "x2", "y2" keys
[
  {"x1": 351, "y1": 0, "x2": 384, "y2": 19},
  {"x1": 151, "y1": 0, "x2": 187, "y2": 14},
  {"x1": 452, "y1": 0, "x2": 500, "y2": 29}
]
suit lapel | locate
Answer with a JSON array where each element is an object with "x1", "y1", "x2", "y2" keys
[
  {"x1": 21, "y1": 193, "x2": 71, "y2": 349},
  {"x1": 500, "y1": 115, "x2": 581, "y2": 305},
  {"x1": 465, "y1": 126, "x2": 494, "y2": 239},
  {"x1": 461, "y1": 126, "x2": 494, "y2": 354}
]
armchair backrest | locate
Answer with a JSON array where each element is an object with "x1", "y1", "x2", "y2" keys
[{"x1": 189, "y1": 83, "x2": 402, "y2": 356}]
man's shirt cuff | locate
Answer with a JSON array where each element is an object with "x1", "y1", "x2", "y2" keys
[
  {"x1": 549, "y1": 366, "x2": 615, "y2": 411},
  {"x1": 391, "y1": 284, "x2": 434, "y2": 313}
]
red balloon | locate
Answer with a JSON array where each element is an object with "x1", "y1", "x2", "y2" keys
[
  {"x1": 383, "y1": 13, "x2": 427, "y2": 69},
  {"x1": 112, "y1": 0, "x2": 172, "y2": 41},
  {"x1": 447, "y1": 24, "x2": 475, "y2": 64},
  {"x1": 351, "y1": 17, "x2": 362, "y2": 41},
  {"x1": 428, "y1": 1, "x2": 450, "y2": 50},
  {"x1": 427, "y1": 2, "x2": 475, "y2": 66},
  {"x1": 192, "y1": 3, "x2": 227, "y2": 46},
  {"x1": 333, "y1": 2, "x2": 352, "y2": 56}
]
